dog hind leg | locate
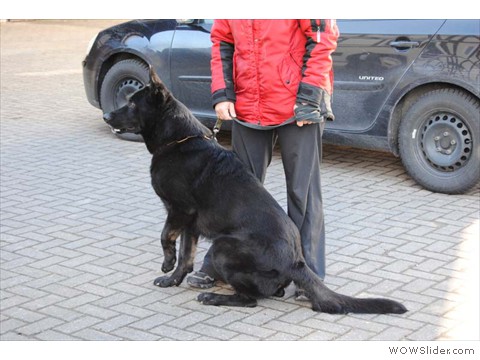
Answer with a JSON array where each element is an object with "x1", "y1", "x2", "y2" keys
[
  {"x1": 197, "y1": 236, "x2": 288, "y2": 307},
  {"x1": 198, "y1": 292, "x2": 257, "y2": 307}
]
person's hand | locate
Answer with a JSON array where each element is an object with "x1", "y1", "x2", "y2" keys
[
  {"x1": 296, "y1": 119, "x2": 314, "y2": 127},
  {"x1": 215, "y1": 101, "x2": 236, "y2": 120},
  {"x1": 294, "y1": 103, "x2": 313, "y2": 127}
]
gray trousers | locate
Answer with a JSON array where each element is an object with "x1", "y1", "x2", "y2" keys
[{"x1": 232, "y1": 121, "x2": 326, "y2": 279}]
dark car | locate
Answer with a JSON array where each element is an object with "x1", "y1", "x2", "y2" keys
[{"x1": 83, "y1": 19, "x2": 480, "y2": 194}]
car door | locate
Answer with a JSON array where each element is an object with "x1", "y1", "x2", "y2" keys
[
  {"x1": 170, "y1": 19, "x2": 215, "y2": 122},
  {"x1": 330, "y1": 19, "x2": 445, "y2": 132}
]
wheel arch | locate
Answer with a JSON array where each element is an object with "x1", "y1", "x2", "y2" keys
[
  {"x1": 97, "y1": 52, "x2": 150, "y2": 109},
  {"x1": 387, "y1": 82, "x2": 480, "y2": 156}
]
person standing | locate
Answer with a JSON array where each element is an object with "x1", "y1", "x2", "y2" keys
[{"x1": 187, "y1": 19, "x2": 339, "y2": 300}]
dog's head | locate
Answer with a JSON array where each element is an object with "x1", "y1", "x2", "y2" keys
[{"x1": 103, "y1": 66, "x2": 169, "y2": 135}]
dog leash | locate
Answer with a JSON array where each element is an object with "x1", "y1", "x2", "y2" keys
[
  {"x1": 212, "y1": 118, "x2": 223, "y2": 141},
  {"x1": 212, "y1": 103, "x2": 324, "y2": 137}
]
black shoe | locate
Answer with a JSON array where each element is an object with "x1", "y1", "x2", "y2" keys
[{"x1": 186, "y1": 271, "x2": 215, "y2": 289}]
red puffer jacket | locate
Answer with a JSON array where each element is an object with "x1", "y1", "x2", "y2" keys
[{"x1": 210, "y1": 19, "x2": 339, "y2": 126}]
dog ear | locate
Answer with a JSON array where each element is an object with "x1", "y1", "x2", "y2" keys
[{"x1": 149, "y1": 66, "x2": 163, "y2": 88}]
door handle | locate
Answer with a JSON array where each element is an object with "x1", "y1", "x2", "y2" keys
[{"x1": 389, "y1": 40, "x2": 420, "y2": 50}]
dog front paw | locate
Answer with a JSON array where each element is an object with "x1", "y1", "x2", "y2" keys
[
  {"x1": 161, "y1": 255, "x2": 176, "y2": 273},
  {"x1": 154, "y1": 275, "x2": 180, "y2": 287},
  {"x1": 161, "y1": 260, "x2": 175, "y2": 273}
]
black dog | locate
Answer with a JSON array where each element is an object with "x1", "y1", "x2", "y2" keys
[{"x1": 103, "y1": 68, "x2": 407, "y2": 314}]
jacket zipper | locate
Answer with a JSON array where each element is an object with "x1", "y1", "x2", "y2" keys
[
  {"x1": 311, "y1": 19, "x2": 325, "y2": 43},
  {"x1": 251, "y1": 20, "x2": 262, "y2": 125}
]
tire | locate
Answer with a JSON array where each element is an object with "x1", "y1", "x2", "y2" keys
[
  {"x1": 398, "y1": 89, "x2": 479, "y2": 194},
  {"x1": 100, "y1": 59, "x2": 149, "y2": 141}
]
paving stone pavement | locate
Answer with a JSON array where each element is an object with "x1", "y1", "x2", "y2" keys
[{"x1": 1, "y1": 20, "x2": 479, "y2": 342}]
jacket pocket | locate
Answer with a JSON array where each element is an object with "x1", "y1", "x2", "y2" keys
[
  {"x1": 278, "y1": 53, "x2": 302, "y2": 96},
  {"x1": 233, "y1": 52, "x2": 250, "y2": 95}
]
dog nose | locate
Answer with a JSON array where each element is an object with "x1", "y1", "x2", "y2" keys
[{"x1": 103, "y1": 112, "x2": 112, "y2": 123}]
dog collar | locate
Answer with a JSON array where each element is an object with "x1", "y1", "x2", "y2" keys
[{"x1": 165, "y1": 134, "x2": 213, "y2": 147}]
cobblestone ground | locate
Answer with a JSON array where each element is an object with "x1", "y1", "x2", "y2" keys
[{"x1": 1, "y1": 20, "x2": 479, "y2": 342}]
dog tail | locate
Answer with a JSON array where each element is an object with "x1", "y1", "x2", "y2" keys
[{"x1": 290, "y1": 262, "x2": 407, "y2": 314}]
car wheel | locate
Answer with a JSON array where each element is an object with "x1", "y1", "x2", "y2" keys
[
  {"x1": 399, "y1": 89, "x2": 479, "y2": 194},
  {"x1": 100, "y1": 59, "x2": 149, "y2": 141}
]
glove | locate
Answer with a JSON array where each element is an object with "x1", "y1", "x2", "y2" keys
[
  {"x1": 296, "y1": 82, "x2": 335, "y2": 121},
  {"x1": 294, "y1": 103, "x2": 322, "y2": 123}
]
